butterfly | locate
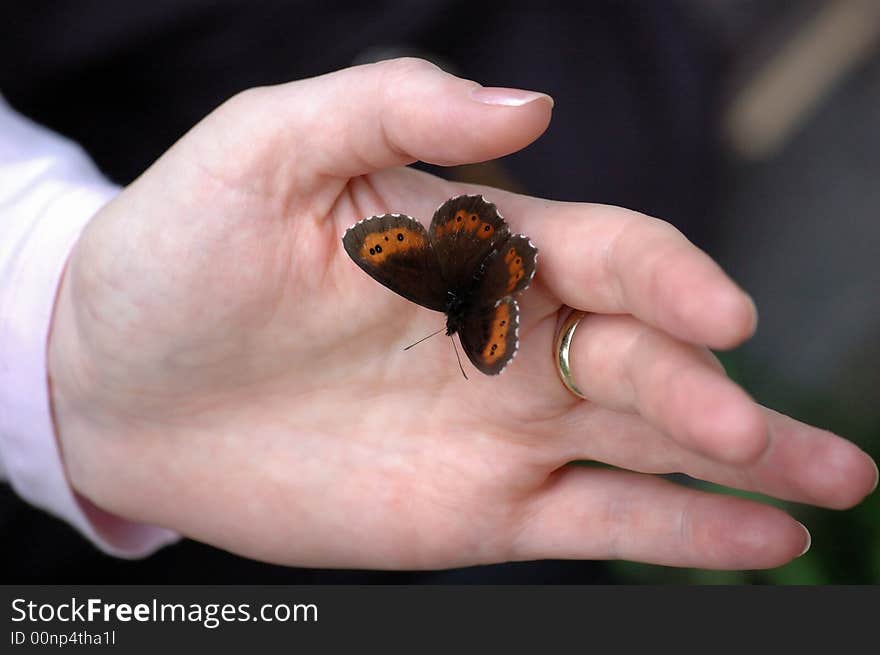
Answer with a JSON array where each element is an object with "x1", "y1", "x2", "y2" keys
[{"x1": 342, "y1": 195, "x2": 538, "y2": 375}]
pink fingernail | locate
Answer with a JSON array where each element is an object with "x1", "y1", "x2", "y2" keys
[
  {"x1": 797, "y1": 522, "x2": 812, "y2": 557},
  {"x1": 470, "y1": 86, "x2": 554, "y2": 107}
]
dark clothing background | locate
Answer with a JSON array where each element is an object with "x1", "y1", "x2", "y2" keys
[{"x1": 1, "y1": 0, "x2": 721, "y2": 583}]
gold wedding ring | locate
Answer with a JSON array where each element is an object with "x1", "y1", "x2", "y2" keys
[{"x1": 555, "y1": 309, "x2": 588, "y2": 400}]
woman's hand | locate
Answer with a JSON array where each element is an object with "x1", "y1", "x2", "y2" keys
[{"x1": 48, "y1": 58, "x2": 877, "y2": 570}]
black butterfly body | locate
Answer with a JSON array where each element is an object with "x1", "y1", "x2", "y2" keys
[{"x1": 342, "y1": 195, "x2": 538, "y2": 375}]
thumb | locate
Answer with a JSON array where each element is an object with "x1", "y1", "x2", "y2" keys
[{"x1": 235, "y1": 57, "x2": 554, "y2": 182}]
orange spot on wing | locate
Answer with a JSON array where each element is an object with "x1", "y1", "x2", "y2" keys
[
  {"x1": 505, "y1": 250, "x2": 526, "y2": 292},
  {"x1": 359, "y1": 228, "x2": 427, "y2": 263},
  {"x1": 480, "y1": 303, "x2": 512, "y2": 364},
  {"x1": 437, "y1": 210, "x2": 469, "y2": 236},
  {"x1": 477, "y1": 222, "x2": 495, "y2": 239}
]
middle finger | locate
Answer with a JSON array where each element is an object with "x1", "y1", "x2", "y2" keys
[{"x1": 499, "y1": 194, "x2": 757, "y2": 350}]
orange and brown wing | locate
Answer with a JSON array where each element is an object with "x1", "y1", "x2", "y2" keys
[
  {"x1": 473, "y1": 234, "x2": 538, "y2": 305},
  {"x1": 342, "y1": 214, "x2": 448, "y2": 311},
  {"x1": 428, "y1": 195, "x2": 510, "y2": 291},
  {"x1": 459, "y1": 297, "x2": 520, "y2": 375},
  {"x1": 458, "y1": 234, "x2": 536, "y2": 374}
]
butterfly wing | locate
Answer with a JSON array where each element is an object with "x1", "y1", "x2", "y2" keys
[
  {"x1": 473, "y1": 234, "x2": 539, "y2": 300},
  {"x1": 459, "y1": 234, "x2": 538, "y2": 375},
  {"x1": 459, "y1": 297, "x2": 521, "y2": 375},
  {"x1": 428, "y1": 195, "x2": 510, "y2": 291},
  {"x1": 342, "y1": 213, "x2": 448, "y2": 311}
]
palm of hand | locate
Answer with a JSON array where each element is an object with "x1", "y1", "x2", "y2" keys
[{"x1": 53, "y1": 118, "x2": 573, "y2": 569}]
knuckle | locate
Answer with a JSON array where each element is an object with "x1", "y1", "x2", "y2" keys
[
  {"x1": 373, "y1": 57, "x2": 442, "y2": 101},
  {"x1": 599, "y1": 495, "x2": 630, "y2": 559},
  {"x1": 223, "y1": 85, "x2": 271, "y2": 112},
  {"x1": 621, "y1": 321, "x2": 657, "y2": 409},
  {"x1": 375, "y1": 56, "x2": 440, "y2": 78}
]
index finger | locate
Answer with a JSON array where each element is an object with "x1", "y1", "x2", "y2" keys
[{"x1": 503, "y1": 196, "x2": 757, "y2": 349}]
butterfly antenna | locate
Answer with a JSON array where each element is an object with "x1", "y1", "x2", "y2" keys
[
  {"x1": 451, "y1": 336, "x2": 469, "y2": 380},
  {"x1": 403, "y1": 327, "x2": 445, "y2": 351}
]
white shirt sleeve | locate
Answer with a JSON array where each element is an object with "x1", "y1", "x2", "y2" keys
[{"x1": 0, "y1": 95, "x2": 178, "y2": 557}]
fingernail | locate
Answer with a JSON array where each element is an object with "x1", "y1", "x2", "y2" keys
[
  {"x1": 797, "y1": 522, "x2": 812, "y2": 557},
  {"x1": 746, "y1": 293, "x2": 759, "y2": 336},
  {"x1": 870, "y1": 458, "x2": 879, "y2": 493},
  {"x1": 471, "y1": 86, "x2": 554, "y2": 108}
]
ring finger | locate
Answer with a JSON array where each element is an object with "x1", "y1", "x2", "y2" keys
[{"x1": 558, "y1": 312, "x2": 768, "y2": 464}]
